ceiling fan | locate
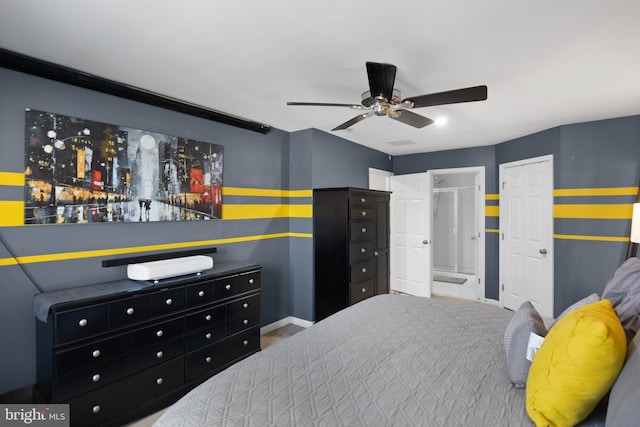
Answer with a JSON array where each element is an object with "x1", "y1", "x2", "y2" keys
[{"x1": 287, "y1": 61, "x2": 488, "y2": 131}]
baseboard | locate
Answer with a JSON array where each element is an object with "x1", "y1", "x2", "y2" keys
[{"x1": 260, "y1": 316, "x2": 313, "y2": 335}]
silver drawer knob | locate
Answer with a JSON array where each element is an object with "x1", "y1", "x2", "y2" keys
[
  {"x1": 361, "y1": 211, "x2": 367, "y2": 216},
  {"x1": 225, "y1": 284, "x2": 231, "y2": 290},
  {"x1": 361, "y1": 288, "x2": 367, "y2": 293},
  {"x1": 92, "y1": 374, "x2": 101, "y2": 383},
  {"x1": 156, "y1": 351, "x2": 164, "y2": 358},
  {"x1": 205, "y1": 356, "x2": 212, "y2": 363},
  {"x1": 126, "y1": 307, "x2": 134, "y2": 315},
  {"x1": 243, "y1": 340, "x2": 249, "y2": 346},
  {"x1": 360, "y1": 197, "x2": 366, "y2": 202},
  {"x1": 165, "y1": 298, "x2": 173, "y2": 305},
  {"x1": 243, "y1": 319, "x2": 249, "y2": 325},
  {"x1": 156, "y1": 330, "x2": 163, "y2": 337},
  {"x1": 249, "y1": 278, "x2": 254, "y2": 284},
  {"x1": 156, "y1": 377, "x2": 163, "y2": 385},
  {"x1": 361, "y1": 227, "x2": 366, "y2": 233},
  {"x1": 92, "y1": 349, "x2": 101, "y2": 358},
  {"x1": 205, "y1": 314, "x2": 212, "y2": 321},
  {"x1": 206, "y1": 333, "x2": 212, "y2": 339},
  {"x1": 92, "y1": 405, "x2": 101, "y2": 414},
  {"x1": 198, "y1": 290, "x2": 205, "y2": 297},
  {"x1": 360, "y1": 247, "x2": 366, "y2": 253},
  {"x1": 243, "y1": 303, "x2": 249, "y2": 308},
  {"x1": 361, "y1": 267, "x2": 367, "y2": 273},
  {"x1": 78, "y1": 318, "x2": 88, "y2": 327}
]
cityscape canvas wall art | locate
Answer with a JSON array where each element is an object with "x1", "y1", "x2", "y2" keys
[{"x1": 24, "y1": 109, "x2": 224, "y2": 224}]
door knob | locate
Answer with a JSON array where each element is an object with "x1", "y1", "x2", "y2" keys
[
  {"x1": 422, "y1": 240, "x2": 431, "y2": 245},
  {"x1": 539, "y1": 249, "x2": 548, "y2": 254}
]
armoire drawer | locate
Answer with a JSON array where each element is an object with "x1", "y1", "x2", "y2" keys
[
  {"x1": 185, "y1": 281, "x2": 214, "y2": 308},
  {"x1": 350, "y1": 280, "x2": 375, "y2": 304},
  {"x1": 227, "y1": 327, "x2": 260, "y2": 362},
  {"x1": 350, "y1": 220, "x2": 374, "y2": 242},
  {"x1": 185, "y1": 304, "x2": 226, "y2": 331},
  {"x1": 350, "y1": 259, "x2": 374, "y2": 284},
  {"x1": 350, "y1": 207, "x2": 374, "y2": 219},
  {"x1": 239, "y1": 270, "x2": 261, "y2": 293},
  {"x1": 108, "y1": 295, "x2": 152, "y2": 328},
  {"x1": 185, "y1": 324, "x2": 227, "y2": 352},
  {"x1": 151, "y1": 287, "x2": 185, "y2": 317},
  {"x1": 213, "y1": 275, "x2": 240, "y2": 299},
  {"x1": 130, "y1": 336, "x2": 184, "y2": 373},
  {"x1": 130, "y1": 317, "x2": 183, "y2": 350},
  {"x1": 349, "y1": 240, "x2": 374, "y2": 263}
]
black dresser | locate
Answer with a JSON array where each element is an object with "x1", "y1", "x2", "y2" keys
[
  {"x1": 34, "y1": 262, "x2": 261, "y2": 427},
  {"x1": 313, "y1": 188, "x2": 390, "y2": 321}
]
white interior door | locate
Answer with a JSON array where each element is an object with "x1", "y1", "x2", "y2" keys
[
  {"x1": 499, "y1": 155, "x2": 554, "y2": 317},
  {"x1": 390, "y1": 173, "x2": 431, "y2": 297}
]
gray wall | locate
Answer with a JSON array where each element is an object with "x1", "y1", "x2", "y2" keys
[
  {"x1": 394, "y1": 115, "x2": 640, "y2": 312},
  {"x1": 0, "y1": 67, "x2": 294, "y2": 394}
]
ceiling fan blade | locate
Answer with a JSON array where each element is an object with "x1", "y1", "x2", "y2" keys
[
  {"x1": 287, "y1": 101, "x2": 363, "y2": 109},
  {"x1": 404, "y1": 85, "x2": 488, "y2": 108},
  {"x1": 389, "y1": 110, "x2": 434, "y2": 128},
  {"x1": 366, "y1": 62, "x2": 396, "y2": 101},
  {"x1": 332, "y1": 112, "x2": 373, "y2": 131}
]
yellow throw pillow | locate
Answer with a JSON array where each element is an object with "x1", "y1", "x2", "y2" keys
[{"x1": 526, "y1": 299, "x2": 626, "y2": 427}]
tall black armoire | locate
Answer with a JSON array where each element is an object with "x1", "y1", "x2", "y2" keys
[{"x1": 313, "y1": 188, "x2": 391, "y2": 321}]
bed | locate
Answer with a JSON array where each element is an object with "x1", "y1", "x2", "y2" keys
[
  {"x1": 155, "y1": 254, "x2": 640, "y2": 427},
  {"x1": 153, "y1": 292, "x2": 628, "y2": 427}
]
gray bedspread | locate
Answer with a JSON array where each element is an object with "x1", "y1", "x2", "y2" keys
[{"x1": 153, "y1": 295, "x2": 602, "y2": 426}]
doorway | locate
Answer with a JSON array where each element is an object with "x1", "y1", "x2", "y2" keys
[{"x1": 429, "y1": 167, "x2": 485, "y2": 301}]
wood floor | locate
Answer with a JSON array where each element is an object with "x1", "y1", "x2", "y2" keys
[{"x1": 125, "y1": 323, "x2": 306, "y2": 427}]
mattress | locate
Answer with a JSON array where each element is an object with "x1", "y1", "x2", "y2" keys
[{"x1": 153, "y1": 295, "x2": 604, "y2": 427}]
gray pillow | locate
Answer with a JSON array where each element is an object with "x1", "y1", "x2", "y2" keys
[
  {"x1": 503, "y1": 301, "x2": 547, "y2": 388},
  {"x1": 602, "y1": 257, "x2": 640, "y2": 342},
  {"x1": 606, "y1": 326, "x2": 640, "y2": 426},
  {"x1": 556, "y1": 293, "x2": 600, "y2": 323}
]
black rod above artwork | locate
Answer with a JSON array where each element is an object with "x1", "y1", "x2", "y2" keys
[{"x1": 0, "y1": 48, "x2": 271, "y2": 135}]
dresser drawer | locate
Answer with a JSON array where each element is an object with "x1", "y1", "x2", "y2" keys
[
  {"x1": 55, "y1": 304, "x2": 107, "y2": 345},
  {"x1": 185, "y1": 324, "x2": 227, "y2": 353},
  {"x1": 213, "y1": 275, "x2": 240, "y2": 300},
  {"x1": 128, "y1": 357, "x2": 184, "y2": 409},
  {"x1": 350, "y1": 280, "x2": 375, "y2": 304},
  {"x1": 131, "y1": 317, "x2": 183, "y2": 350},
  {"x1": 350, "y1": 207, "x2": 374, "y2": 219},
  {"x1": 185, "y1": 341, "x2": 227, "y2": 383},
  {"x1": 56, "y1": 334, "x2": 128, "y2": 375},
  {"x1": 350, "y1": 220, "x2": 374, "y2": 242},
  {"x1": 350, "y1": 259, "x2": 374, "y2": 284},
  {"x1": 185, "y1": 304, "x2": 226, "y2": 331},
  {"x1": 349, "y1": 240, "x2": 374, "y2": 263},
  {"x1": 108, "y1": 295, "x2": 151, "y2": 328},
  {"x1": 151, "y1": 288, "x2": 185, "y2": 317},
  {"x1": 185, "y1": 281, "x2": 214, "y2": 308},
  {"x1": 131, "y1": 337, "x2": 184, "y2": 373},
  {"x1": 227, "y1": 294, "x2": 260, "y2": 335},
  {"x1": 57, "y1": 355, "x2": 128, "y2": 401},
  {"x1": 65, "y1": 378, "x2": 128, "y2": 427},
  {"x1": 239, "y1": 270, "x2": 261, "y2": 293},
  {"x1": 227, "y1": 327, "x2": 260, "y2": 362}
]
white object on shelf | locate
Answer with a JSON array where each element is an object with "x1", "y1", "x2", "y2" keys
[{"x1": 127, "y1": 255, "x2": 214, "y2": 281}]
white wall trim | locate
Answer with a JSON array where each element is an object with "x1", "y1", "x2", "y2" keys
[{"x1": 260, "y1": 316, "x2": 313, "y2": 335}]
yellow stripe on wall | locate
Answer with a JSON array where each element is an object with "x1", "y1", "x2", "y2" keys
[
  {"x1": 0, "y1": 231, "x2": 314, "y2": 266},
  {"x1": 554, "y1": 187, "x2": 638, "y2": 197},
  {"x1": 485, "y1": 194, "x2": 499, "y2": 200},
  {"x1": 554, "y1": 204, "x2": 632, "y2": 219},
  {"x1": 223, "y1": 187, "x2": 312, "y2": 197},
  {"x1": 0, "y1": 172, "x2": 25, "y2": 186},
  {"x1": 0, "y1": 201, "x2": 24, "y2": 226},
  {"x1": 223, "y1": 204, "x2": 312, "y2": 220},
  {"x1": 554, "y1": 234, "x2": 630, "y2": 242},
  {"x1": 485, "y1": 206, "x2": 499, "y2": 217}
]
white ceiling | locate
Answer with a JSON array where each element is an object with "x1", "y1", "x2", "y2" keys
[{"x1": 2, "y1": 0, "x2": 640, "y2": 155}]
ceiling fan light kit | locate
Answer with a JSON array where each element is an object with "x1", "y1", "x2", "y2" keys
[{"x1": 287, "y1": 61, "x2": 488, "y2": 131}]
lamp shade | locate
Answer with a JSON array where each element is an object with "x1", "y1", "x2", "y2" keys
[{"x1": 631, "y1": 203, "x2": 640, "y2": 243}]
